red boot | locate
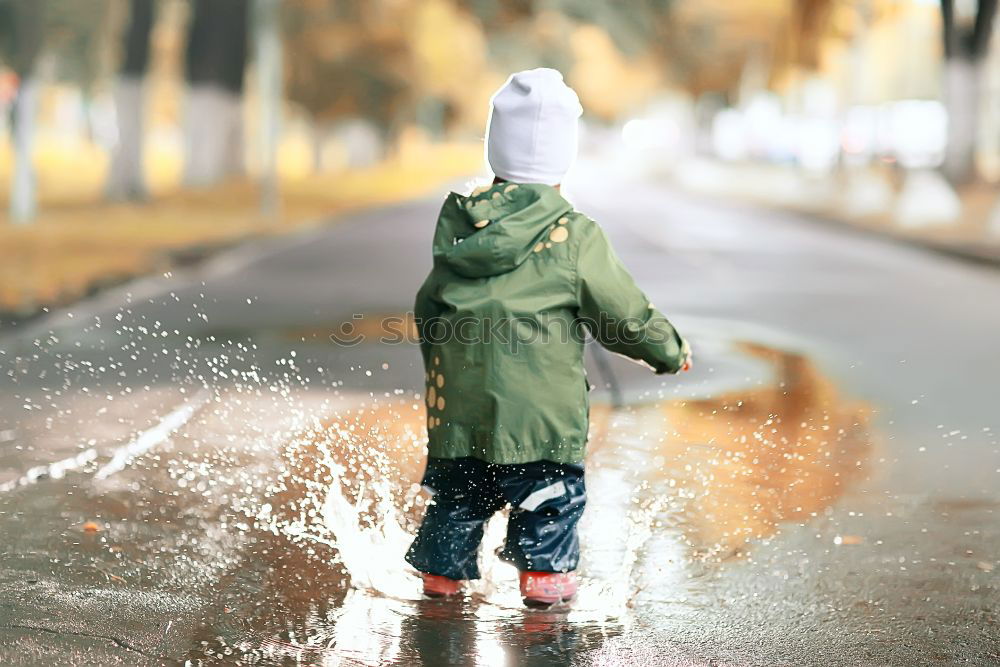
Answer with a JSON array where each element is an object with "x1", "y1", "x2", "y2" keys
[
  {"x1": 422, "y1": 573, "x2": 463, "y2": 598},
  {"x1": 519, "y1": 571, "x2": 577, "y2": 607}
]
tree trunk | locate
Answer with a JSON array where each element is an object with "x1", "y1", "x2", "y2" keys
[
  {"x1": 107, "y1": 77, "x2": 148, "y2": 200},
  {"x1": 10, "y1": 77, "x2": 39, "y2": 224},
  {"x1": 942, "y1": 58, "x2": 982, "y2": 184},
  {"x1": 106, "y1": 0, "x2": 154, "y2": 201},
  {"x1": 940, "y1": 0, "x2": 998, "y2": 183},
  {"x1": 182, "y1": 85, "x2": 245, "y2": 187},
  {"x1": 6, "y1": 0, "x2": 45, "y2": 225},
  {"x1": 182, "y1": 0, "x2": 248, "y2": 187},
  {"x1": 254, "y1": 0, "x2": 282, "y2": 218}
]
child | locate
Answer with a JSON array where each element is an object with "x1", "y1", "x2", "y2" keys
[{"x1": 406, "y1": 68, "x2": 691, "y2": 607}]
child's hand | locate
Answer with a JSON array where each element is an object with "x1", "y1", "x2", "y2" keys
[{"x1": 680, "y1": 339, "x2": 692, "y2": 372}]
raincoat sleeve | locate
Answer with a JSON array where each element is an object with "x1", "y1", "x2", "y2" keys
[
  {"x1": 414, "y1": 276, "x2": 440, "y2": 367},
  {"x1": 575, "y1": 221, "x2": 689, "y2": 374}
]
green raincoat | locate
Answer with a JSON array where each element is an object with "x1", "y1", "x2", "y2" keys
[{"x1": 415, "y1": 181, "x2": 688, "y2": 464}]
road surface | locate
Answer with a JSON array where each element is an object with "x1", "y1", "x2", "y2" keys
[{"x1": 1, "y1": 162, "x2": 998, "y2": 665}]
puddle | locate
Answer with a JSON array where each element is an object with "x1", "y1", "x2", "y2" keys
[
  {"x1": 175, "y1": 344, "x2": 872, "y2": 662},
  {"x1": 587, "y1": 343, "x2": 874, "y2": 563}
]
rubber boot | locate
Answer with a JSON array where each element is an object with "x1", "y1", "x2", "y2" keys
[
  {"x1": 422, "y1": 573, "x2": 463, "y2": 598},
  {"x1": 519, "y1": 571, "x2": 577, "y2": 607}
]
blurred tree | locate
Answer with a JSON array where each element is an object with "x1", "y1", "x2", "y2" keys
[
  {"x1": 455, "y1": 0, "x2": 802, "y2": 115},
  {"x1": 280, "y1": 0, "x2": 681, "y2": 157},
  {"x1": 254, "y1": 0, "x2": 281, "y2": 216},
  {"x1": 107, "y1": 0, "x2": 155, "y2": 201},
  {"x1": 45, "y1": 0, "x2": 114, "y2": 98},
  {"x1": 455, "y1": 0, "x2": 672, "y2": 120},
  {"x1": 0, "y1": 0, "x2": 46, "y2": 224},
  {"x1": 402, "y1": 0, "x2": 496, "y2": 139},
  {"x1": 453, "y1": 1, "x2": 571, "y2": 77},
  {"x1": 283, "y1": 0, "x2": 413, "y2": 163},
  {"x1": 554, "y1": 0, "x2": 674, "y2": 58},
  {"x1": 941, "y1": 0, "x2": 998, "y2": 183},
  {"x1": 458, "y1": 0, "x2": 672, "y2": 61},
  {"x1": 183, "y1": 0, "x2": 248, "y2": 186},
  {"x1": 282, "y1": 0, "x2": 811, "y2": 154}
]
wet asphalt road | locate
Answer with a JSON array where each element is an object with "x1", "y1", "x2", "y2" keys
[{"x1": 1, "y1": 160, "x2": 998, "y2": 665}]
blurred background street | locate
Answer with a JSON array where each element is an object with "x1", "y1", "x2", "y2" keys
[{"x1": 1, "y1": 1, "x2": 999, "y2": 665}]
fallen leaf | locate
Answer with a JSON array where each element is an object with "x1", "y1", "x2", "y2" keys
[{"x1": 82, "y1": 521, "x2": 101, "y2": 533}]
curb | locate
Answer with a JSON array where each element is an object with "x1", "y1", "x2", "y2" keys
[
  {"x1": 796, "y1": 207, "x2": 1000, "y2": 269},
  {"x1": 0, "y1": 238, "x2": 242, "y2": 332},
  {"x1": 674, "y1": 181, "x2": 1000, "y2": 270}
]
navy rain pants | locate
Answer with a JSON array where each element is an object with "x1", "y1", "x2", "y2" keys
[{"x1": 405, "y1": 457, "x2": 586, "y2": 581}]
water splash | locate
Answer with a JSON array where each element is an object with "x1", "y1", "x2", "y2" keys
[{"x1": 1, "y1": 310, "x2": 875, "y2": 664}]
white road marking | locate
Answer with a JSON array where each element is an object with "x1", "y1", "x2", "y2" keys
[
  {"x1": 0, "y1": 447, "x2": 99, "y2": 494},
  {"x1": 95, "y1": 391, "x2": 210, "y2": 480}
]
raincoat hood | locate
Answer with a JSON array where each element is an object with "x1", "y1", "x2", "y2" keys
[{"x1": 432, "y1": 182, "x2": 573, "y2": 278}]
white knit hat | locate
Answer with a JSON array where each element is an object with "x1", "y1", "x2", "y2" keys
[{"x1": 486, "y1": 68, "x2": 583, "y2": 186}]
